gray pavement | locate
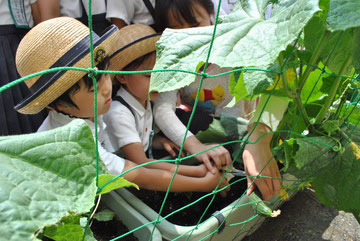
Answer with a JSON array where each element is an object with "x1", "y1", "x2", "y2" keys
[{"x1": 243, "y1": 189, "x2": 360, "y2": 241}]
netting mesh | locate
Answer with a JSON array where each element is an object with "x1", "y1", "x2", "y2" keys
[{"x1": 0, "y1": 0, "x2": 359, "y2": 241}]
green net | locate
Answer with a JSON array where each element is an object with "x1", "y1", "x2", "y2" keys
[{"x1": 0, "y1": 0, "x2": 360, "y2": 241}]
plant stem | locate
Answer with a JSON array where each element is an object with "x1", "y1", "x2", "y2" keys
[
  {"x1": 315, "y1": 55, "x2": 352, "y2": 123},
  {"x1": 297, "y1": 31, "x2": 330, "y2": 91},
  {"x1": 295, "y1": 94, "x2": 311, "y2": 127}
]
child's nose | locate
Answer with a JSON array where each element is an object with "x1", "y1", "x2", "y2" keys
[{"x1": 101, "y1": 74, "x2": 112, "y2": 96}]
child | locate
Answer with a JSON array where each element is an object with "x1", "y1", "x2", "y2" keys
[
  {"x1": 14, "y1": 17, "x2": 228, "y2": 193},
  {"x1": 104, "y1": 24, "x2": 210, "y2": 177},
  {"x1": 154, "y1": 0, "x2": 215, "y2": 32},
  {"x1": 153, "y1": 0, "x2": 285, "y2": 201}
]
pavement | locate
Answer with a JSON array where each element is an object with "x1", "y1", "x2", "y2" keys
[{"x1": 242, "y1": 189, "x2": 360, "y2": 241}]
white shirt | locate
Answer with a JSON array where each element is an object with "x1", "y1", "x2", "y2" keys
[
  {"x1": 153, "y1": 64, "x2": 255, "y2": 146},
  {"x1": 106, "y1": 0, "x2": 155, "y2": 25},
  {"x1": 60, "y1": 0, "x2": 106, "y2": 18},
  {"x1": 104, "y1": 88, "x2": 154, "y2": 154},
  {"x1": 0, "y1": 0, "x2": 36, "y2": 26},
  {"x1": 38, "y1": 111, "x2": 125, "y2": 176}
]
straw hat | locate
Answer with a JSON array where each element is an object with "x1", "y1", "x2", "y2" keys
[
  {"x1": 109, "y1": 24, "x2": 161, "y2": 71},
  {"x1": 15, "y1": 17, "x2": 119, "y2": 114}
]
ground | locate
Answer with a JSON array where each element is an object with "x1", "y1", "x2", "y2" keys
[{"x1": 243, "y1": 189, "x2": 360, "y2": 241}]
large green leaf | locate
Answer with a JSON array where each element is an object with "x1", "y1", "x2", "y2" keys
[
  {"x1": 0, "y1": 120, "x2": 107, "y2": 241},
  {"x1": 283, "y1": 125, "x2": 360, "y2": 219},
  {"x1": 150, "y1": 0, "x2": 320, "y2": 93},
  {"x1": 311, "y1": 141, "x2": 360, "y2": 217},
  {"x1": 284, "y1": 135, "x2": 338, "y2": 178},
  {"x1": 326, "y1": 0, "x2": 360, "y2": 31}
]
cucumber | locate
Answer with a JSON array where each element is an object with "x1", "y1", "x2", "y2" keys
[{"x1": 248, "y1": 191, "x2": 281, "y2": 218}]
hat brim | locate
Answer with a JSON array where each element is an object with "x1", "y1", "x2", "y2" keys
[
  {"x1": 109, "y1": 33, "x2": 161, "y2": 72},
  {"x1": 15, "y1": 25, "x2": 119, "y2": 114}
]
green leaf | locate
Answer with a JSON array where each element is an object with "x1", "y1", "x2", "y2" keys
[
  {"x1": 229, "y1": 69, "x2": 250, "y2": 101},
  {"x1": 196, "y1": 119, "x2": 229, "y2": 144},
  {"x1": 283, "y1": 135, "x2": 338, "y2": 178},
  {"x1": 311, "y1": 141, "x2": 360, "y2": 217},
  {"x1": 321, "y1": 120, "x2": 340, "y2": 136},
  {"x1": 326, "y1": 0, "x2": 360, "y2": 31},
  {"x1": 97, "y1": 174, "x2": 139, "y2": 195},
  {"x1": 43, "y1": 214, "x2": 84, "y2": 241},
  {"x1": 317, "y1": 0, "x2": 330, "y2": 21},
  {"x1": 0, "y1": 120, "x2": 107, "y2": 241},
  {"x1": 150, "y1": 0, "x2": 320, "y2": 93},
  {"x1": 300, "y1": 64, "x2": 333, "y2": 103},
  {"x1": 93, "y1": 209, "x2": 115, "y2": 222}
]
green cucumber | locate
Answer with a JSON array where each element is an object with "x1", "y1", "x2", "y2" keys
[{"x1": 248, "y1": 191, "x2": 281, "y2": 218}]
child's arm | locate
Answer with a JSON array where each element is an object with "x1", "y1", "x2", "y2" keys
[
  {"x1": 122, "y1": 142, "x2": 207, "y2": 177},
  {"x1": 243, "y1": 122, "x2": 281, "y2": 201},
  {"x1": 153, "y1": 91, "x2": 231, "y2": 173},
  {"x1": 151, "y1": 134, "x2": 183, "y2": 158},
  {"x1": 243, "y1": 94, "x2": 289, "y2": 201},
  {"x1": 122, "y1": 160, "x2": 229, "y2": 192}
]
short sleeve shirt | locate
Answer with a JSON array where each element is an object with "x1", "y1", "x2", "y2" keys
[
  {"x1": 106, "y1": 0, "x2": 155, "y2": 25},
  {"x1": 104, "y1": 88, "x2": 154, "y2": 154}
]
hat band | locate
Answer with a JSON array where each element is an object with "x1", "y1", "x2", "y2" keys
[
  {"x1": 109, "y1": 33, "x2": 161, "y2": 59},
  {"x1": 28, "y1": 33, "x2": 100, "y2": 93}
]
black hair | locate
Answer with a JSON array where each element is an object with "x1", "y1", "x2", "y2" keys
[
  {"x1": 112, "y1": 51, "x2": 155, "y2": 96},
  {"x1": 48, "y1": 56, "x2": 110, "y2": 111},
  {"x1": 154, "y1": 0, "x2": 214, "y2": 32}
]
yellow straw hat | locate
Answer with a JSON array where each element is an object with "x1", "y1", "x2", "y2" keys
[
  {"x1": 15, "y1": 17, "x2": 119, "y2": 114},
  {"x1": 109, "y1": 24, "x2": 161, "y2": 71}
]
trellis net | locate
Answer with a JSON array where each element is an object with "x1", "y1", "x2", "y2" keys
[{"x1": 0, "y1": 0, "x2": 359, "y2": 241}]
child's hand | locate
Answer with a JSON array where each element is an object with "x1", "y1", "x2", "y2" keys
[
  {"x1": 243, "y1": 123, "x2": 281, "y2": 201},
  {"x1": 203, "y1": 168, "x2": 230, "y2": 195},
  {"x1": 193, "y1": 143, "x2": 231, "y2": 173},
  {"x1": 195, "y1": 164, "x2": 208, "y2": 177},
  {"x1": 153, "y1": 135, "x2": 184, "y2": 158}
]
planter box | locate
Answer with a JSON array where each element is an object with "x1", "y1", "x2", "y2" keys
[
  {"x1": 102, "y1": 191, "x2": 162, "y2": 241},
  {"x1": 115, "y1": 173, "x2": 297, "y2": 241}
]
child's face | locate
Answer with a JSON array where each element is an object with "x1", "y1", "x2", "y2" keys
[
  {"x1": 57, "y1": 73, "x2": 113, "y2": 118},
  {"x1": 118, "y1": 52, "x2": 158, "y2": 107},
  {"x1": 168, "y1": 3, "x2": 212, "y2": 29}
]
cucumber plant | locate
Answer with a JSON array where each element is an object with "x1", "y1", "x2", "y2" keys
[{"x1": 149, "y1": 0, "x2": 360, "y2": 222}]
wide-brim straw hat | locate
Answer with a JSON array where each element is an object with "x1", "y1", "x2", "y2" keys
[
  {"x1": 109, "y1": 24, "x2": 161, "y2": 72},
  {"x1": 15, "y1": 17, "x2": 119, "y2": 114}
]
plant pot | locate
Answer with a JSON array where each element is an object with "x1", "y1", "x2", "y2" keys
[
  {"x1": 115, "y1": 173, "x2": 297, "y2": 241},
  {"x1": 102, "y1": 191, "x2": 162, "y2": 241}
]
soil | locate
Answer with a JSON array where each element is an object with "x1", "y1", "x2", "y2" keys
[
  {"x1": 128, "y1": 174, "x2": 248, "y2": 226},
  {"x1": 90, "y1": 217, "x2": 138, "y2": 241},
  {"x1": 90, "y1": 202, "x2": 138, "y2": 241}
]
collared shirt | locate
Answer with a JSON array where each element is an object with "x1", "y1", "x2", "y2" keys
[
  {"x1": 106, "y1": 0, "x2": 155, "y2": 25},
  {"x1": 104, "y1": 88, "x2": 154, "y2": 154},
  {"x1": 38, "y1": 111, "x2": 125, "y2": 175}
]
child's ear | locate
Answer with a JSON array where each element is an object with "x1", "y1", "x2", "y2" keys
[{"x1": 115, "y1": 74, "x2": 127, "y2": 84}]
